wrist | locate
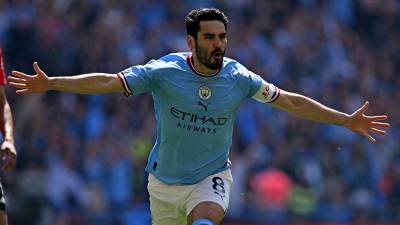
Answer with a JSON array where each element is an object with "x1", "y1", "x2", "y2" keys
[
  {"x1": 339, "y1": 113, "x2": 351, "y2": 128},
  {"x1": 3, "y1": 138, "x2": 13, "y2": 143},
  {"x1": 48, "y1": 77, "x2": 54, "y2": 90}
]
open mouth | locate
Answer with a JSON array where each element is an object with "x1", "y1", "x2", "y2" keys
[{"x1": 213, "y1": 52, "x2": 223, "y2": 59}]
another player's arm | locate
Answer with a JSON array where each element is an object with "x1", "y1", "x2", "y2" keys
[
  {"x1": 269, "y1": 89, "x2": 390, "y2": 142},
  {"x1": 0, "y1": 87, "x2": 16, "y2": 171},
  {"x1": 9, "y1": 62, "x2": 124, "y2": 94},
  {"x1": 0, "y1": 88, "x2": 13, "y2": 142}
]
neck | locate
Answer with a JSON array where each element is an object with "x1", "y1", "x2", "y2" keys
[{"x1": 191, "y1": 54, "x2": 219, "y2": 76}]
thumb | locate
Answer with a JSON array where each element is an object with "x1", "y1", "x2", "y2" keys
[
  {"x1": 358, "y1": 101, "x2": 369, "y2": 114},
  {"x1": 33, "y1": 62, "x2": 44, "y2": 75}
]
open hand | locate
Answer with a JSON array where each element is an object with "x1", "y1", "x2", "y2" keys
[
  {"x1": 8, "y1": 62, "x2": 49, "y2": 94},
  {"x1": 345, "y1": 101, "x2": 390, "y2": 142}
]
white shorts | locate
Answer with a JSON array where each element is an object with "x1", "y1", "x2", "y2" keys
[{"x1": 147, "y1": 169, "x2": 233, "y2": 225}]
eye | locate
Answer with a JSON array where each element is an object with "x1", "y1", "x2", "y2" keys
[{"x1": 203, "y1": 33, "x2": 215, "y2": 40}]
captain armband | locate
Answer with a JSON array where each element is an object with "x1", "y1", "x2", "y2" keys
[{"x1": 252, "y1": 80, "x2": 280, "y2": 103}]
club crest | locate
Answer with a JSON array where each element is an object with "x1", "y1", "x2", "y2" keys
[{"x1": 198, "y1": 86, "x2": 212, "y2": 100}]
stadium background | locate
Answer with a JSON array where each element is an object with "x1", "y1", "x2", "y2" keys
[{"x1": 0, "y1": 0, "x2": 399, "y2": 224}]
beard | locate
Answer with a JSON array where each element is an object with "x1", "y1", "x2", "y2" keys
[{"x1": 195, "y1": 42, "x2": 225, "y2": 70}]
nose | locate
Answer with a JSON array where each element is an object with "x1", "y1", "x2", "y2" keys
[{"x1": 213, "y1": 38, "x2": 223, "y2": 49}]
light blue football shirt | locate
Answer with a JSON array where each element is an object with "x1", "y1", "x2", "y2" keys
[{"x1": 118, "y1": 52, "x2": 279, "y2": 185}]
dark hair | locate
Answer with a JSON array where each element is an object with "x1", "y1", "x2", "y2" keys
[{"x1": 185, "y1": 8, "x2": 229, "y2": 39}]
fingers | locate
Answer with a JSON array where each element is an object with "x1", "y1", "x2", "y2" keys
[
  {"x1": 7, "y1": 76, "x2": 26, "y2": 83},
  {"x1": 33, "y1": 61, "x2": 44, "y2": 75},
  {"x1": 15, "y1": 89, "x2": 42, "y2": 94},
  {"x1": 366, "y1": 115, "x2": 389, "y2": 121},
  {"x1": 16, "y1": 89, "x2": 30, "y2": 94},
  {"x1": 8, "y1": 82, "x2": 26, "y2": 89},
  {"x1": 9, "y1": 69, "x2": 34, "y2": 94},
  {"x1": 371, "y1": 122, "x2": 390, "y2": 129},
  {"x1": 347, "y1": 101, "x2": 389, "y2": 143},
  {"x1": 364, "y1": 120, "x2": 390, "y2": 142},
  {"x1": 11, "y1": 70, "x2": 31, "y2": 79},
  {"x1": 357, "y1": 101, "x2": 369, "y2": 114},
  {"x1": 11, "y1": 61, "x2": 44, "y2": 79},
  {"x1": 365, "y1": 125, "x2": 388, "y2": 143},
  {"x1": 366, "y1": 134, "x2": 376, "y2": 143},
  {"x1": 369, "y1": 127, "x2": 386, "y2": 135},
  {"x1": 8, "y1": 79, "x2": 30, "y2": 95}
]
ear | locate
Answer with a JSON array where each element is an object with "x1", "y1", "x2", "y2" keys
[{"x1": 187, "y1": 35, "x2": 195, "y2": 50}]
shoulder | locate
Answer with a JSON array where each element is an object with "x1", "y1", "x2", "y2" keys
[
  {"x1": 159, "y1": 52, "x2": 189, "y2": 62},
  {"x1": 122, "y1": 52, "x2": 189, "y2": 78},
  {"x1": 222, "y1": 57, "x2": 264, "y2": 89},
  {"x1": 154, "y1": 52, "x2": 190, "y2": 69},
  {"x1": 122, "y1": 52, "x2": 188, "y2": 74},
  {"x1": 222, "y1": 57, "x2": 253, "y2": 78}
]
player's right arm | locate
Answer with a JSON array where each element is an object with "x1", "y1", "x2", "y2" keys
[{"x1": 8, "y1": 62, "x2": 124, "y2": 94}]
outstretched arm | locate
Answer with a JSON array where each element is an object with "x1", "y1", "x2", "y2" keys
[
  {"x1": 270, "y1": 89, "x2": 390, "y2": 142},
  {"x1": 8, "y1": 62, "x2": 124, "y2": 94},
  {"x1": 0, "y1": 87, "x2": 16, "y2": 171}
]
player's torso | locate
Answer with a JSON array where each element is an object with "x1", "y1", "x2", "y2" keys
[
  {"x1": 153, "y1": 65, "x2": 246, "y2": 137},
  {"x1": 147, "y1": 55, "x2": 251, "y2": 184}
]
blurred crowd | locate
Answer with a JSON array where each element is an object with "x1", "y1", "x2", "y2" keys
[{"x1": 0, "y1": 0, "x2": 399, "y2": 225}]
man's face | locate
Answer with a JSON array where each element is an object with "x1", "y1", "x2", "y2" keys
[{"x1": 194, "y1": 21, "x2": 227, "y2": 70}]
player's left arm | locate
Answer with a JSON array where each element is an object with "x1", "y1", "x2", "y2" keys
[{"x1": 269, "y1": 89, "x2": 390, "y2": 142}]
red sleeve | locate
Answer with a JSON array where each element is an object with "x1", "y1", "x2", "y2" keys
[{"x1": 0, "y1": 48, "x2": 7, "y2": 85}]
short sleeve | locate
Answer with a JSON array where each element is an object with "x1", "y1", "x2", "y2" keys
[
  {"x1": 246, "y1": 70, "x2": 263, "y2": 98},
  {"x1": 118, "y1": 59, "x2": 159, "y2": 96},
  {"x1": 233, "y1": 61, "x2": 278, "y2": 101}
]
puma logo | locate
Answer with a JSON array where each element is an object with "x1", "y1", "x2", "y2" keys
[{"x1": 198, "y1": 101, "x2": 210, "y2": 112}]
